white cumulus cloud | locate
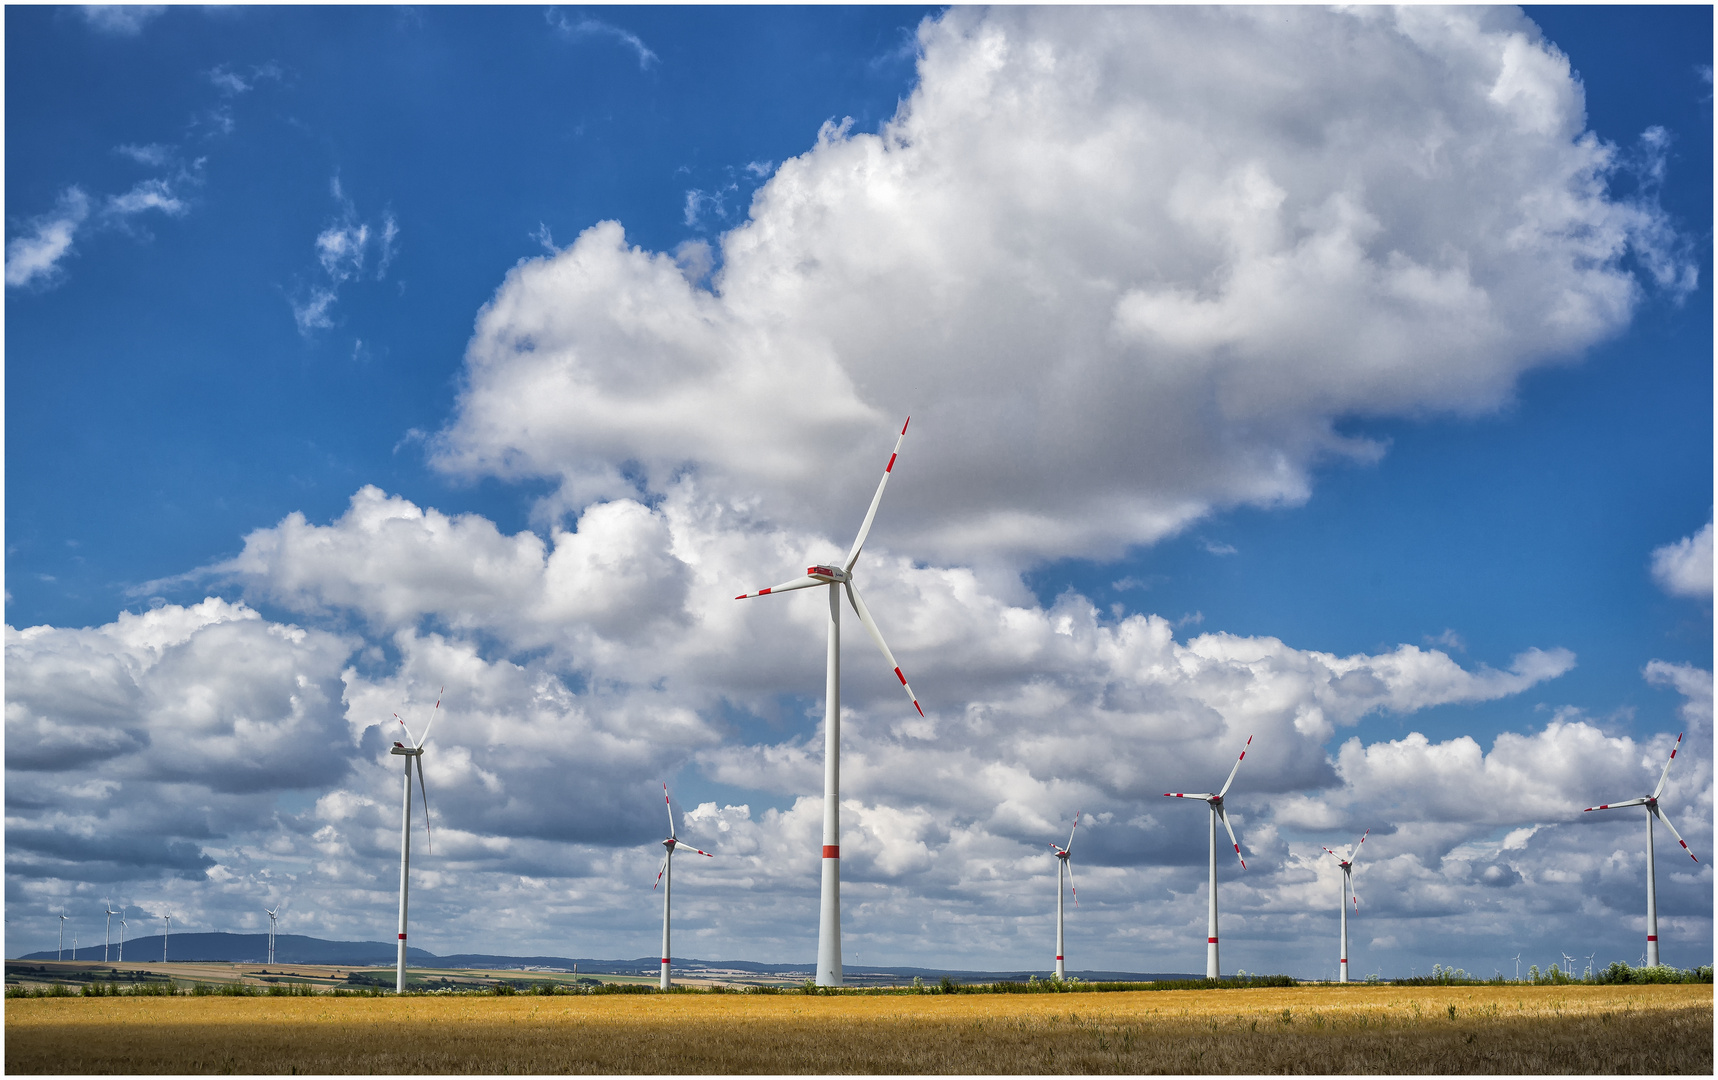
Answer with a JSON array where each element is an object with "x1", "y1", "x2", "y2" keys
[
  {"x1": 1651, "y1": 518, "x2": 1713, "y2": 599},
  {"x1": 435, "y1": 6, "x2": 1691, "y2": 569}
]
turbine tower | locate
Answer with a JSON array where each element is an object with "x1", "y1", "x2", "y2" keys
[
  {"x1": 654, "y1": 782, "x2": 714, "y2": 990},
  {"x1": 1321, "y1": 829, "x2": 1368, "y2": 983},
  {"x1": 1583, "y1": 731, "x2": 1699, "y2": 966},
  {"x1": 104, "y1": 900, "x2": 119, "y2": 964},
  {"x1": 118, "y1": 915, "x2": 127, "y2": 963},
  {"x1": 1049, "y1": 813, "x2": 1080, "y2": 979},
  {"x1": 391, "y1": 689, "x2": 440, "y2": 993},
  {"x1": 162, "y1": 915, "x2": 171, "y2": 963},
  {"x1": 1164, "y1": 735, "x2": 1253, "y2": 979},
  {"x1": 57, "y1": 914, "x2": 67, "y2": 962},
  {"x1": 734, "y1": 418, "x2": 923, "y2": 987},
  {"x1": 266, "y1": 906, "x2": 279, "y2": 965}
]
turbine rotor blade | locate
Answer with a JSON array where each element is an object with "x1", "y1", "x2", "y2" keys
[
  {"x1": 1218, "y1": 735, "x2": 1253, "y2": 798},
  {"x1": 845, "y1": 581, "x2": 923, "y2": 716},
  {"x1": 1163, "y1": 792, "x2": 1216, "y2": 801},
  {"x1": 415, "y1": 754, "x2": 432, "y2": 854},
  {"x1": 1651, "y1": 805, "x2": 1700, "y2": 862},
  {"x1": 1065, "y1": 812, "x2": 1081, "y2": 857},
  {"x1": 1583, "y1": 798, "x2": 1649, "y2": 812},
  {"x1": 663, "y1": 782, "x2": 677, "y2": 838},
  {"x1": 735, "y1": 575, "x2": 823, "y2": 600},
  {"x1": 1065, "y1": 859, "x2": 1078, "y2": 907},
  {"x1": 1653, "y1": 732, "x2": 1684, "y2": 800},
  {"x1": 653, "y1": 854, "x2": 668, "y2": 890},
  {"x1": 1217, "y1": 805, "x2": 1246, "y2": 869},
  {"x1": 843, "y1": 417, "x2": 909, "y2": 574},
  {"x1": 417, "y1": 687, "x2": 443, "y2": 749},
  {"x1": 394, "y1": 713, "x2": 419, "y2": 748},
  {"x1": 1349, "y1": 829, "x2": 1370, "y2": 868}
]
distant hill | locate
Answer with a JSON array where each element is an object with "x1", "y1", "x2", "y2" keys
[{"x1": 17, "y1": 931, "x2": 1198, "y2": 982}]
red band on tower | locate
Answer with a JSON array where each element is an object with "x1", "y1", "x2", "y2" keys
[
  {"x1": 1208, "y1": 937, "x2": 1218, "y2": 944},
  {"x1": 823, "y1": 845, "x2": 839, "y2": 859}
]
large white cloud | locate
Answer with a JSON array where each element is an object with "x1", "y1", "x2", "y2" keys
[{"x1": 434, "y1": 5, "x2": 1689, "y2": 567}]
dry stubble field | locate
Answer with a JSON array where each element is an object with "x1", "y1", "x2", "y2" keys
[{"x1": 6, "y1": 983, "x2": 1711, "y2": 1074}]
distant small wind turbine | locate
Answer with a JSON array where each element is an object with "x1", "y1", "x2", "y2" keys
[
  {"x1": 733, "y1": 418, "x2": 923, "y2": 987},
  {"x1": 1512, "y1": 953, "x2": 1521, "y2": 981},
  {"x1": 118, "y1": 915, "x2": 127, "y2": 963},
  {"x1": 391, "y1": 688, "x2": 441, "y2": 994},
  {"x1": 57, "y1": 914, "x2": 67, "y2": 962},
  {"x1": 72, "y1": 932, "x2": 78, "y2": 961},
  {"x1": 162, "y1": 915, "x2": 171, "y2": 962},
  {"x1": 1049, "y1": 813, "x2": 1080, "y2": 980},
  {"x1": 104, "y1": 900, "x2": 120, "y2": 964},
  {"x1": 654, "y1": 782, "x2": 713, "y2": 989},
  {"x1": 266, "y1": 906, "x2": 280, "y2": 965},
  {"x1": 1583, "y1": 731, "x2": 1699, "y2": 967},
  {"x1": 1321, "y1": 830, "x2": 1368, "y2": 983},
  {"x1": 1164, "y1": 735, "x2": 1253, "y2": 979}
]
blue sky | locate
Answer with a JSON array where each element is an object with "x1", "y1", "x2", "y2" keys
[{"x1": 6, "y1": 6, "x2": 1711, "y2": 979}]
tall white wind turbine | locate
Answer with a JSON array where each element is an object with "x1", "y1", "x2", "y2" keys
[
  {"x1": 1321, "y1": 830, "x2": 1368, "y2": 983},
  {"x1": 1164, "y1": 735, "x2": 1254, "y2": 979},
  {"x1": 1049, "y1": 813, "x2": 1080, "y2": 979},
  {"x1": 654, "y1": 782, "x2": 714, "y2": 990},
  {"x1": 57, "y1": 913, "x2": 67, "y2": 961},
  {"x1": 1584, "y1": 731, "x2": 1699, "y2": 966},
  {"x1": 734, "y1": 418, "x2": 924, "y2": 986},
  {"x1": 266, "y1": 906, "x2": 280, "y2": 965},
  {"x1": 104, "y1": 900, "x2": 119, "y2": 963},
  {"x1": 162, "y1": 915, "x2": 171, "y2": 962},
  {"x1": 390, "y1": 689, "x2": 440, "y2": 994},
  {"x1": 118, "y1": 915, "x2": 127, "y2": 963}
]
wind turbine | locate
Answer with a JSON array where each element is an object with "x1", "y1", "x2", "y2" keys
[
  {"x1": 57, "y1": 914, "x2": 67, "y2": 962},
  {"x1": 1049, "y1": 813, "x2": 1080, "y2": 980},
  {"x1": 162, "y1": 915, "x2": 171, "y2": 963},
  {"x1": 654, "y1": 782, "x2": 714, "y2": 990},
  {"x1": 72, "y1": 932, "x2": 78, "y2": 961},
  {"x1": 104, "y1": 900, "x2": 119, "y2": 963},
  {"x1": 118, "y1": 915, "x2": 127, "y2": 963},
  {"x1": 391, "y1": 688, "x2": 440, "y2": 994},
  {"x1": 1583, "y1": 731, "x2": 1699, "y2": 966},
  {"x1": 266, "y1": 906, "x2": 279, "y2": 965},
  {"x1": 733, "y1": 418, "x2": 923, "y2": 986},
  {"x1": 1321, "y1": 830, "x2": 1368, "y2": 983},
  {"x1": 1512, "y1": 953, "x2": 1521, "y2": 981},
  {"x1": 1164, "y1": 735, "x2": 1254, "y2": 979}
]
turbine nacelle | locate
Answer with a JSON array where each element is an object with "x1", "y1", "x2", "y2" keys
[
  {"x1": 390, "y1": 744, "x2": 424, "y2": 757},
  {"x1": 806, "y1": 565, "x2": 848, "y2": 583}
]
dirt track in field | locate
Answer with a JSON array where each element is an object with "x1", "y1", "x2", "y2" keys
[{"x1": 7, "y1": 983, "x2": 1711, "y2": 1073}]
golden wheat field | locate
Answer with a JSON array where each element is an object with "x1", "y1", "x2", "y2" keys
[{"x1": 5, "y1": 983, "x2": 1710, "y2": 1074}]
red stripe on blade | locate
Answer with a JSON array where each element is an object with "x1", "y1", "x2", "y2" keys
[
  {"x1": 822, "y1": 845, "x2": 839, "y2": 859},
  {"x1": 895, "y1": 667, "x2": 906, "y2": 685},
  {"x1": 759, "y1": 588, "x2": 771, "y2": 595},
  {"x1": 901, "y1": 418, "x2": 910, "y2": 434},
  {"x1": 886, "y1": 453, "x2": 896, "y2": 473}
]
